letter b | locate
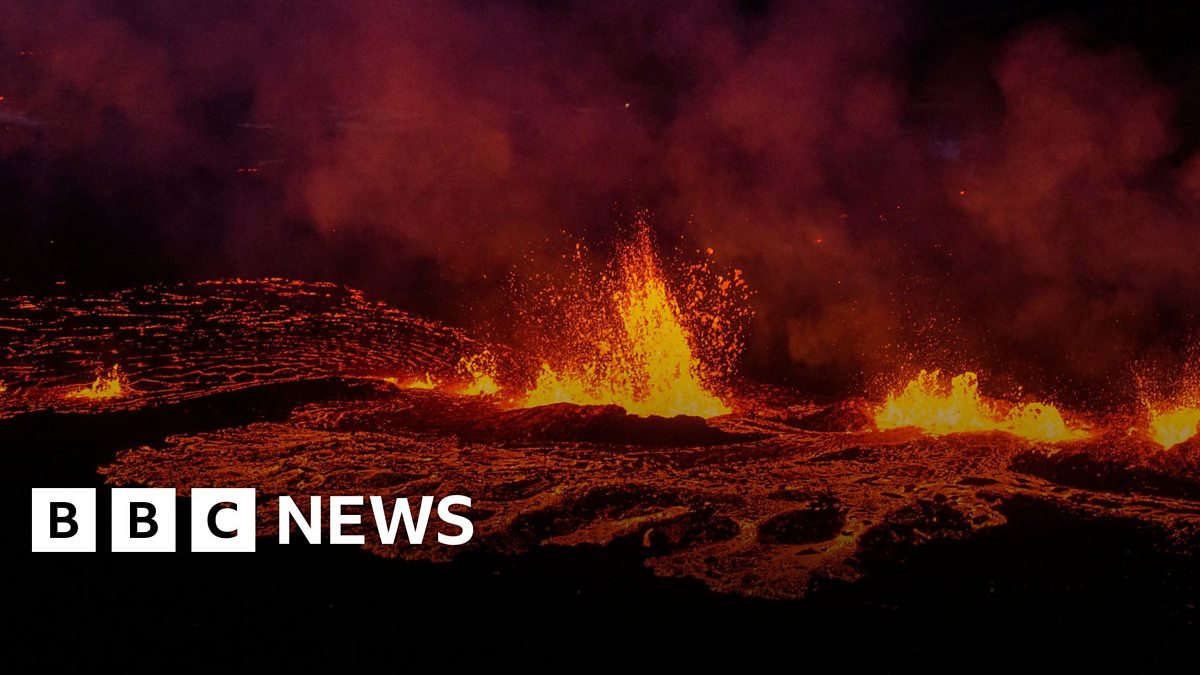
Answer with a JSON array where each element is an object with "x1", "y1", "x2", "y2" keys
[
  {"x1": 51, "y1": 502, "x2": 78, "y2": 538},
  {"x1": 31, "y1": 488, "x2": 96, "y2": 552},
  {"x1": 112, "y1": 488, "x2": 176, "y2": 552}
]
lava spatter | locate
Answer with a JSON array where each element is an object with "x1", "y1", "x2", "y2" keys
[
  {"x1": 1138, "y1": 365, "x2": 1200, "y2": 449},
  {"x1": 67, "y1": 365, "x2": 126, "y2": 400},
  {"x1": 1147, "y1": 405, "x2": 1200, "y2": 449},
  {"x1": 874, "y1": 370, "x2": 1086, "y2": 442},
  {"x1": 458, "y1": 350, "x2": 501, "y2": 396},
  {"x1": 521, "y1": 223, "x2": 749, "y2": 419}
]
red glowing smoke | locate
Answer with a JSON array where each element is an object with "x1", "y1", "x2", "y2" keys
[{"x1": 2, "y1": 1, "x2": 1199, "y2": 402}]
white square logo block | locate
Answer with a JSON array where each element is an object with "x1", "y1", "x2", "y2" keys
[
  {"x1": 112, "y1": 487, "x2": 177, "y2": 552},
  {"x1": 31, "y1": 488, "x2": 96, "y2": 553},
  {"x1": 191, "y1": 488, "x2": 256, "y2": 552}
]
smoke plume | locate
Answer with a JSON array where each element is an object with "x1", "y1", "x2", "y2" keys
[{"x1": 3, "y1": 0, "x2": 1199, "y2": 403}]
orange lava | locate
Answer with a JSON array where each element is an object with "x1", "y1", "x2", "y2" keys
[
  {"x1": 458, "y1": 351, "x2": 500, "y2": 396},
  {"x1": 520, "y1": 224, "x2": 741, "y2": 419},
  {"x1": 384, "y1": 373, "x2": 438, "y2": 390},
  {"x1": 404, "y1": 373, "x2": 438, "y2": 390},
  {"x1": 68, "y1": 365, "x2": 126, "y2": 400},
  {"x1": 1138, "y1": 365, "x2": 1200, "y2": 449},
  {"x1": 875, "y1": 370, "x2": 1086, "y2": 442},
  {"x1": 1148, "y1": 406, "x2": 1199, "y2": 449}
]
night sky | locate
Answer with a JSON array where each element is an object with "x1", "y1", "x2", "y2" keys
[{"x1": 3, "y1": 0, "x2": 1200, "y2": 402}]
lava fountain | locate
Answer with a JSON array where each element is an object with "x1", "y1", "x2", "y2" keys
[
  {"x1": 875, "y1": 370, "x2": 1086, "y2": 442},
  {"x1": 1138, "y1": 365, "x2": 1200, "y2": 449},
  {"x1": 1148, "y1": 406, "x2": 1200, "y2": 448},
  {"x1": 458, "y1": 351, "x2": 501, "y2": 395},
  {"x1": 384, "y1": 373, "x2": 438, "y2": 390},
  {"x1": 67, "y1": 365, "x2": 126, "y2": 400},
  {"x1": 520, "y1": 224, "x2": 747, "y2": 418}
]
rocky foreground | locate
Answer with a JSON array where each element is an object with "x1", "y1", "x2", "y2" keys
[{"x1": 4, "y1": 280, "x2": 1196, "y2": 603}]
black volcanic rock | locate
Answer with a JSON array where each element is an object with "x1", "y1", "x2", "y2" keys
[
  {"x1": 328, "y1": 391, "x2": 760, "y2": 446},
  {"x1": 641, "y1": 511, "x2": 740, "y2": 552},
  {"x1": 783, "y1": 398, "x2": 875, "y2": 432},
  {"x1": 757, "y1": 494, "x2": 847, "y2": 545},
  {"x1": 509, "y1": 484, "x2": 684, "y2": 542},
  {"x1": 468, "y1": 403, "x2": 759, "y2": 446},
  {"x1": 1012, "y1": 433, "x2": 1200, "y2": 500},
  {"x1": 854, "y1": 499, "x2": 976, "y2": 566}
]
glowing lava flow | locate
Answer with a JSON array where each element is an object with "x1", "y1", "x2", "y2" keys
[
  {"x1": 68, "y1": 365, "x2": 126, "y2": 400},
  {"x1": 522, "y1": 227, "x2": 734, "y2": 418},
  {"x1": 875, "y1": 370, "x2": 1085, "y2": 442},
  {"x1": 1148, "y1": 406, "x2": 1200, "y2": 448},
  {"x1": 384, "y1": 373, "x2": 438, "y2": 390}
]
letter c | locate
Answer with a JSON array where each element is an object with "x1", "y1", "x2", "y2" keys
[{"x1": 207, "y1": 502, "x2": 238, "y2": 539}]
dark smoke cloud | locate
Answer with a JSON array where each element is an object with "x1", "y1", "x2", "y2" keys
[{"x1": 2, "y1": 0, "x2": 1199, "y2": 404}]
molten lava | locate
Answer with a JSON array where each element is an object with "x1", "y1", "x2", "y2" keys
[
  {"x1": 1148, "y1": 406, "x2": 1200, "y2": 449},
  {"x1": 458, "y1": 351, "x2": 500, "y2": 395},
  {"x1": 1137, "y1": 366, "x2": 1200, "y2": 449},
  {"x1": 68, "y1": 365, "x2": 125, "y2": 400},
  {"x1": 521, "y1": 226, "x2": 738, "y2": 419},
  {"x1": 404, "y1": 373, "x2": 438, "y2": 390},
  {"x1": 875, "y1": 370, "x2": 1085, "y2": 442},
  {"x1": 384, "y1": 373, "x2": 438, "y2": 390}
]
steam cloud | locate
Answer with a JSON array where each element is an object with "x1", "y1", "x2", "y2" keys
[{"x1": 2, "y1": 0, "x2": 1198, "y2": 404}]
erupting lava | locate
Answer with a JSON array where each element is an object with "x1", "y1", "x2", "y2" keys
[
  {"x1": 67, "y1": 365, "x2": 126, "y2": 400},
  {"x1": 875, "y1": 370, "x2": 1086, "y2": 442},
  {"x1": 384, "y1": 373, "x2": 438, "y2": 390},
  {"x1": 458, "y1": 351, "x2": 500, "y2": 396},
  {"x1": 1148, "y1": 406, "x2": 1200, "y2": 449},
  {"x1": 520, "y1": 225, "x2": 742, "y2": 418},
  {"x1": 1138, "y1": 366, "x2": 1200, "y2": 449},
  {"x1": 404, "y1": 373, "x2": 438, "y2": 390}
]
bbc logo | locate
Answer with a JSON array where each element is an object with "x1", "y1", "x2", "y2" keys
[{"x1": 31, "y1": 487, "x2": 256, "y2": 553}]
